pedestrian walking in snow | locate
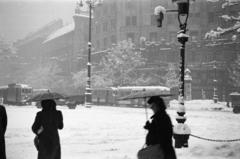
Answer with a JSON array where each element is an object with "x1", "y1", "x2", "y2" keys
[
  {"x1": 138, "y1": 96, "x2": 176, "y2": 159},
  {"x1": 0, "y1": 105, "x2": 7, "y2": 159},
  {"x1": 32, "y1": 99, "x2": 64, "y2": 159}
]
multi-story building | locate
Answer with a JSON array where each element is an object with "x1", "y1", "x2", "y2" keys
[
  {"x1": 11, "y1": 19, "x2": 63, "y2": 82},
  {"x1": 15, "y1": 0, "x2": 240, "y2": 100},
  {"x1": 39, "y1": 0, "x2": 208, "y2": 70},
  {"x1": 91, "y1": 0, "x2": 207, "y2": 49}
]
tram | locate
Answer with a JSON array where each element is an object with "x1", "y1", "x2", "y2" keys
[
  {"x1": 92, "y1": 86, "x2": 171, "y2": 107},
  {"x1": 0, "y1": 83, "x2": 33, "y2": 105}
]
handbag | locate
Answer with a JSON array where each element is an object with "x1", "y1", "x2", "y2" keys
[
  {"x1": 137, "y1": 144, "x2": 164, "y2": 159},
  {"x1": 34, "y1": 135, "x2": 39, "y2": 151}
]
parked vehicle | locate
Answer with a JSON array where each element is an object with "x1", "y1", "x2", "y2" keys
[
  {"x1": 230, "y1": 92, "x2": 240, "y2": 113},
  {"x1": 34, "y1": 94, "x2": 84, "y2": 109},
  {"x1": 0, "y1": 83, "x2": 33, "y2": 105},
  {"x1": 65, "y1": 95, "x2": 85, "y2": 109}
]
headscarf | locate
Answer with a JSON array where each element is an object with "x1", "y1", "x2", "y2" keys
[
  {"x1": 147, "y1": 96, "x2": 166, "y2": 111},
  {"x1": 41, "y1": 99, "x2": 56, "y2": 111}
]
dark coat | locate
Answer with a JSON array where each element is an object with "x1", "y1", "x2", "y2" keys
[
  {"x1": 145, "y1": 111, "x2": 176, "y2": 159},
  {"x1": 32, "y1": 109, "x2": 63, "y2": 159},
  {"x1": 0, "y1": 105, "x2": 7, "y2": 159}
]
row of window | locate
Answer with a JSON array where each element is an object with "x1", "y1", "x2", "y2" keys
[
  {"x1": 94, "y1": 2, "x2": 117, "y2": 17},
  {"x1": 94, "y1": 33, "x2": 136, "y2": 50},
  {"x1": 126, "y1": 16, "x2": 137, "y2": 26},
  {"x1": 208, "y1": 9, "x2": 239, "y2": 24},
  {"x1": 192, "y1": 72, "x2": 225, "y2": 85},
  {"x1": 94, "y1": 31, "x2": 162, "y2": 50},
  {"x1": 95, "y1": 35, "x2": 117, "y2": 50},
  {"x1": 127, "y1": 13, "x2": 202, "y2": 27},
  {"x1": 94, "y1": 0, "x2": 236, "y2": 28},
  {"x1": 93, "y1": 30, "x2": 201, "y2": 50},
  {"x1": 94, "y1": 19, "x2": 117, "y2": 34},
  {"x1": 126, "y1": 32, "x2": 199, "y2": 43},
  {"x1": 93, "y1": 13, "x2": 205, "y2": 34}
]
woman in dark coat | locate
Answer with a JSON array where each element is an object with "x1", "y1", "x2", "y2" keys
[
  {"x1": 144, "y1": 96, "x2": 177, "y2": 159},
  {"x1": 32, "y1": 99, "x2": 64, "y2": 159},
  {"x1": 0, "y1": 105, "x2": 7, "y2": 159}
]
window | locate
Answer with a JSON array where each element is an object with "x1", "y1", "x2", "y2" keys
[
  {"x1": 95, "y1": 26, "x2": 101, "y2": 34},
  {"x1": 96, "y1": 8, "x2": 101, "y2": 17},
  {"x1": 190, "y1": 31, "x2": 199, "y2": 42},
  {"x1": 191, "y1": 36, "x2": 197, "y2": 42},
  {"x1": 149, "y1": 32, "x2": 158, "y2": 42},
  {"x1": 216, "y1": 52, "x2": 224, "y2": 62},
  {"x1": 230, "y1": 10, "x2": 238, "y2": 16},
  {"x1": 167, "y1": 14, "x2": 174, "y2": 25},
  {"x1": 111, "y1": 19, "x2": 116, "y2": 31},
  {"x1": 103, "y1": 22, "x2": 108, "y2": 32},
  {"x1": 208, "y1": 12, "x2": 214, "y2": 23},
  {"x1": 202, "y1": 73, "x2": 207, "y2": 81},
  {"x1": 96, "y1": 40, "x2": 100, "y2": 49},
  {"x1": 104, "y1": 5, "x2": 108, "y2": 15},
  {"x1": 126, "y1": 16, "x2": 137, "y2": 26},
  {"x1": 126, "y1": 16, "x2": 131, "y2": 26},
  {"x1": 111, "y1": 2, "x2": 117, "y2": 13},
  {"x1": 126, "y1": 32, "x2": 135, "y2": 42},
  {"x1": 151, "y1": 15, "x2": 157, "y2": 26},
  {"x1": 195, "y1": 12, "x2": 200, "y2": 18},
  {"x1": 126, "y1": 0, "x2": 134, "y2": 10},
  {"x1": 84, "y1": 34, "x2": 88, "y2": 42},
  {"x1": 103, "y1": 37, "x2": 108, "y2": 49},
  {"x1": 132, "y1": 16, "x2": 137, "y2": 26},
  {"x1": 111, "y1": 35, "x2": 117, "y2": 44},
  {"x1": 169, "y1": 32, "x2": 176, "y2": 43}
]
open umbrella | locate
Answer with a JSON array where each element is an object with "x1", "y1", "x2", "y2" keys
[
  {"x1": 117, "y1": 90, "x2": 173, "y2": 100},
  {"x1": 29, "y1": 91, "x2": 66, "y2": 102},
  {"x1": 117, "y1": 90, "x2": 174, "y2": 120}
]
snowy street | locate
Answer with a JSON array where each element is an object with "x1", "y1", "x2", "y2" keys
[
  {"x1": 5, "y1": 102, "x2": 240, "y2": 159},
  {"x1": 1, "y1": 0, "x2": 240, "y2": 159}
]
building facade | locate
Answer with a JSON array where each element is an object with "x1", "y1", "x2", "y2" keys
[{"x1": 15, "y1": 0, "x2": 240, "y2": 100}]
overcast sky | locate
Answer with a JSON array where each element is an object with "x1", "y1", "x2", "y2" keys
[{"x1": 0, "y1": 0, "x2": 76, "y2": 42}]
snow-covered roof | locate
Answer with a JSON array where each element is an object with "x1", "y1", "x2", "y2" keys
[
  {"x1": 117, "y1": 86, "x2": 170, "y2": 91},
  {"x1": 74, "y1": 13, "x2": 92, "y2": 19},
  {"x1": 18, "y1": 84, "x2": 32, "y2": 88},
  {"x1": 43, "y1": 23, "x2": 75, "y2": 44},
  {"x1": 0, "y1": 85, "x2": 8, "y2": 89},
  {"x1": 230, "y1": 92, "x2": 240, "y2": 96}
]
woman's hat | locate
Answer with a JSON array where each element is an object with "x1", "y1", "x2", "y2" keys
[
  {"x1": 147, "y1": 96, "x2": 162, "y2": 104},
  {"x1": 147, "y1": 96, "x2": 166, "y2": 109}
]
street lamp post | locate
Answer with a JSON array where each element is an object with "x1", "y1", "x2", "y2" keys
[
  {"x1": 176, "y1": 0, "x2": 189, "y2": 111},
  {"x1": 208, "y1": 40, "x2": 218, "y2": 103},
  {"x1": 213, "y1": 52, "x2": 218, "y2": 103},
  {"x1": 175, "y1": 0, "x2": 191, "y2": 148},
  {"x1": 154, "y1": 0, "x2": 191, "y2": 148},
  {"x1": 79, "y1": 0, "x2": 102, "y2": 107}
]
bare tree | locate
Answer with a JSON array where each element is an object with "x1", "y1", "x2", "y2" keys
[
  {"x1": 99, "y1": 40, "x2": 146, "y2": 86},
  {"x1": 205, "y1": 0, "x2": 240, "y2": 39}
]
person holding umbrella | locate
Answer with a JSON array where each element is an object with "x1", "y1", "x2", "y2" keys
[
  {"x1": 0, "y1": 104, "x2": 7, "y2": 159},
  {"x1": 32, "y1": 99, "x2": 64, "y2": 159},
  {"x1": 138, "y1": 96, "x2": 176, "y2": 159}
]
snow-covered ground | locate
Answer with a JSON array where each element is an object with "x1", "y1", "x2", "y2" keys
[
  {"x1": 4, "y1": 100, "x2": 240, "y2": 159},
  {"x1": 170, "y1": 100, "x2": 232, "y2": 111}
]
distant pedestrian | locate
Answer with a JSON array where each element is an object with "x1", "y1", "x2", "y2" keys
[
  {"x1": 32, "y1": 99, "x2": 64, "y2": 159},
  {"x1": 0, "y1": 105, "x2": 7, "y2": 159},
  {"x1": 139, "y1": 96, "x2": 176, "y2": 159}
]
